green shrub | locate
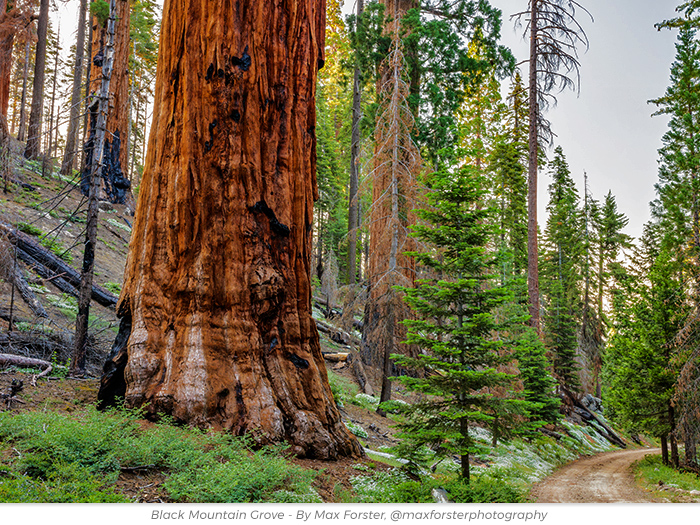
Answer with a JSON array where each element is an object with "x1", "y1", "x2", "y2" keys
[
  {"x1": 164, "y1": 446, "x2": 318, "y2": 503},
  {"x1": 0, "y1": 464, "x2": 127, "y2": 503},
  {"x1": 445, "y1": 475, "x2": 525, "y2": 503},
  {"x1": 353, "y1": 393, "x2": 380, "y2": 410},
  {"x1": 350, "y1": 469, "x2": 435, "y2": 503},
  {"x1": 16, "y1": 221, "x2": 43, "y2": 237},
  {"x1": 0, "y1": 407, "x2": 320, "y2": 503},
  {"x1": 103, "y1": 282, "x2": 122, "y2": 295},
  {"x1": 327, "y1": 370, "x2": 358, "y2": 407},
  {"x1": 40, "y1": 236, "x2": 73, "y2": 263},
  {"x1": 634, "y1": 453, "x2": 700, "y2": 494}
]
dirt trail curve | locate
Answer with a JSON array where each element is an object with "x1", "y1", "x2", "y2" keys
[{"x1": 531, "y1": 448, "x2": 662, "y2": 503}]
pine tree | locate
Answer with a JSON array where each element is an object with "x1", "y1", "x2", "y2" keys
[
  {"x1": 649, "y1": 20, "x2": 700, "y2": 468},
  {"x1": 583, "y1": 190, "x2": 631, "y2": 396},
  {"x1": 605, "y1": 226, "x2": 684, "y2": 467},
  {"x1": 650, "y1": 25, "x2": 700, "y2": 295},
  {"x1": 391, "y1": 166, "x2": 524, "y2": 482},
  {"x1": 540, "y1": 146, "x2": 582, "y2": 392}
]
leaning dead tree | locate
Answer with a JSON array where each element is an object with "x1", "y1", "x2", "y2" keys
[
  {"x1": 71, "y1": 0, "x2": 118, "y2": 376},
  {"x1": 98, "y1": 0, "x2": 361, "y2": 459},
  {"x1": 512, "y1": 0, "x2": 591, "y2": 331}
]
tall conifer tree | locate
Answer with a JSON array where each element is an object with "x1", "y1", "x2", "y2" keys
[{"x1": 541, "y1": 146, "x2": 582, "y2": 391}]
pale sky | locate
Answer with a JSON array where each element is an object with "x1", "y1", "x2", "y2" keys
[
  {"x1": 496, "y1": 0, "x2": 680, "y2": 242},
  {"x1": 343, "y1": 0, "x2": 681, "y2": 241},
  {"x1": 54, "y1": 0, "x2": 680, "y2": 241}
]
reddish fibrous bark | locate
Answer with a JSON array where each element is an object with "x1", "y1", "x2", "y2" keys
[{"x1": 99, "y1": 0, "x2": 360, "y2": 460}]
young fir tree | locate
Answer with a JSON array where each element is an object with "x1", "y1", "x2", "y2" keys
[
  {"x1": 541, "y1": 146, "x2": 582, "y2": 392},
  {"x1": 390, "y1": 166, "x2": 531, "y2": 483}
]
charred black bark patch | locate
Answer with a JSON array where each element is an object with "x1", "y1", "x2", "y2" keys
[
  {"x1": 81, "y1": 128, "x2": 131, "y2": 204},
  {"x1": 251, "y1": 200, "x2": 290, "y2": 237},
  {"x1": 287, "y1": 353, "x2": 309, "y2": 370},
  {"x1": 231, "y1": 45, "x2": 251, "y2": 71},
  {"x1": 97, "y1": 308, "x2": 132, "y2": 409}
]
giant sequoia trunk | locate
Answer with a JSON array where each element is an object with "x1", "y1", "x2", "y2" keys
[
  {"x1": 98, "y1": 0, "x2": 360, "y2": 460},
  {"x1": 81, "y1": 0, "x2": 131, "y2": 205}
]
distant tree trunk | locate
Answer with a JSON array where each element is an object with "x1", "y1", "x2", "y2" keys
[
  {"x1": 60, "y1": 0, "x2": 87, "y2": 178},
  {"x1": 347, "y1": 0, "x2": 363, "y2": 285},
  {"x1": 23, "y1": 0, "x2": 49, "y2": 160},
  {"x1": 46, "y1": 22, "x2": 59, "y2": 158},
  {"x1": 527, "y1": 0, "x2": 541, "y2": 332},
  {"x1": 81, "y1": 0, "x2": 131, "y2": 205},
  {"x1": 0, "y1": 0, "x2": 14, "y2": 119},
  {"x1": 16, "y1": 37, "x2": 29, "y2": 141},
  {"x1": 670, "y1": 405, "x2": 680, "y2": 469},
  {"x1": 79, "y1": 16, "x2": 94, "y2": 176},
  {"x1": 1, "y1": 114, "x2": 9, "y2": 191},
  {"x1": 98, "y1": 0, "x2": 361, "y2": 460},
  {"x1": 684, "y1": 420, "x2": 697, "y2": 466}
]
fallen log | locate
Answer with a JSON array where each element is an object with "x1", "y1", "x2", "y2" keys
[
  {"x1": 0, "y1": 307, "x2": 32, "y2": 326},
  {"x1": 313, "y1": 298, "x2": 363, "y2": 331},
  {"x1": 316, "y1": 319, "x2": 360, "y2": 347},
  {"x1": 322, "y1": 352, "x2": 349, "y2": 363},
  {"x1": 16, "y1": 247, "x2": 79, "y2": 297},
  {"x1": 537, "y1": 427, "x2": 565, "y2": 441},
  {"x1": 0, "y1": 353, "x2": 53, "y2": 386},
  {"x1": 8, "y1": 257, "x2": 49, "y2": 319},
  {"x1": 562, "y1": 386, "x2": 626, "y2": 448},
  {"x1": 0, "y1": 221, "x2": 118, "y2": 308}
]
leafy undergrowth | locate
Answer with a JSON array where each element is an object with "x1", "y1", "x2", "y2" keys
[
  {"x1": 633, "y1": 454, "x2": 700, "y2": 503},
  {"x1": 0, "y1": 407, "x2": 320, "y2": 503}
]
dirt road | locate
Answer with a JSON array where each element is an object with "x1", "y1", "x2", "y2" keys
[{"x1": 531, "y1": 448, "x2": 661, "y2": 503}]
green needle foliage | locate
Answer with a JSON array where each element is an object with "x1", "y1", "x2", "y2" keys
[
  {"x1": 541, "y1": 146, "x2": 583, "y2": 392},
  {"x1": 390, "y1": 166, "x2": 540, "y2": 483}
]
